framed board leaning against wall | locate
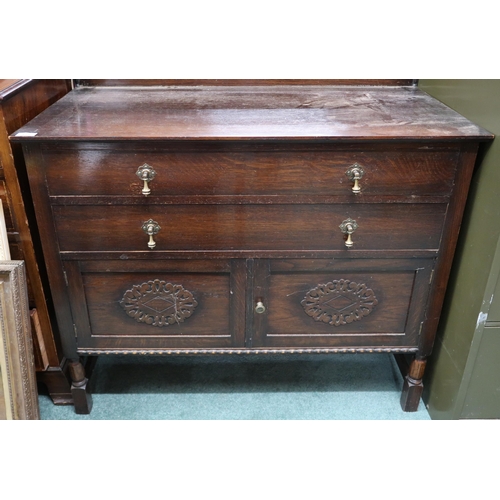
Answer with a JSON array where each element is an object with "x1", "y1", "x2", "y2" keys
[{"x1": 0, "y1": 201, "x2": 39, "y2": 420}]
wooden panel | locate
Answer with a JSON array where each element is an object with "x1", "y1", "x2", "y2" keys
[
  {"x1": 0, "y1": 181, "x2": 15, "y2": 231},
  {"x1": 1, "y1": 80, "x2": 71, "y2": 134},
  {"x1": 30, "y1": 309, "x2": 49, "y2": 370},
  {"x1": 43, "y1": 145, "x2": 459, "y2": 198},
  {"x1": 53, "y1": 203, "x2": 447, "y2": 252},
  {"x1": 65, "y1": 259, "x2": 246, "y2": 350},
  {"x1": 22, "y1": 143, "x2": 79, "y2": 359},
  {"x1": 251, "y1": 258, "x2": 433, "y2": 348}
]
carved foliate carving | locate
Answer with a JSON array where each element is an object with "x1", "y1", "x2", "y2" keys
[
  {"x1": 120, "y1": 280, "x2": 198, "y2": 327},
  {"x1": 301, "y1": 279, "x2": 378, "y2": 326}
]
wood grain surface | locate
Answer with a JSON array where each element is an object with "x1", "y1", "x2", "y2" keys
[
  {"x1": 42, "y1": 143, "x2": 460, "y2": 198},
  {"x1": 10, "y1": 86, "x2": 493, "y2": 141},
  {"x1": 52, "y1": 203, "x2": 446, "y2": 252}
]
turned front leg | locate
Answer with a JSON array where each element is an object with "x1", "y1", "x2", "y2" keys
[
  {"x1": 400, "y1": 357, "x2": 427, "y2": 412},
  {"x1": 69, "y1": 359, "x2": 93, "y2": 414}
]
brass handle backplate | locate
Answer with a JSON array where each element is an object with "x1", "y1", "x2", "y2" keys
[
  {"x1": 345, "y1": 163, "x2": 365, "y2": 194},
  {"x1": 142, "y1": 219, "x2": 161, "y2": 249},
  {"x1": 136, "y1": 163, "x2": 157, "y2": 196},
  {"x1": 339, "y1": 218, "x2": 358, "y2": 248}
]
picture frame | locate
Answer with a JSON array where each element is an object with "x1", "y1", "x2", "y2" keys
[{"x1": 0, "y1": 201, "x2": 39, "y2": 419}]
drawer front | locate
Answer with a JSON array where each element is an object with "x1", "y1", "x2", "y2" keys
[
  {"x1": 250, "y1": 259, "x2": 433, "y2": 349},
  {"x1": 42, "y1": 146, "x2": 459, "y2": 197},
  {"x1": 54, "y1": 203, "x2": 446, "y2": 253},
  {"x1": 65, "y1": 260, "x2": 246, "y2": 350}
]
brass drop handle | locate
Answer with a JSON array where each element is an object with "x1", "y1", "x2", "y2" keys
[
  {"x1": 136, "y1": 163, "x2": 157, "y2": 196},
  {"x1": 345, "y1": 163, "x2": 365, "y2": 194},
  {"x1": 339, "y1": 218, "x2": 358, "y2": 248},
  {"x1": 255, "y1": 299, "x2": 266, "y2": 314},
  {"x1": 142, "y1": 219, "x2": 161, "y2": 249}
]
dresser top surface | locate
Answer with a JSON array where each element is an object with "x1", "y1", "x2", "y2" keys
[{"x1": 10, "y1": 85, "x2": 493, "y2": 142}]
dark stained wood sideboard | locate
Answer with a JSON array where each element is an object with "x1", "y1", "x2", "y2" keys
[{"x1": 10, "y1": 83, "x2": 493, "y2": 414}]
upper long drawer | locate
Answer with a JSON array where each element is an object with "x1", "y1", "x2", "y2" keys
[{"x1": 41, "y1": 144, "x2": 460, "y2": 198}]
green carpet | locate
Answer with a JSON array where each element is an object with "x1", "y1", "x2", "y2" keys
[{"x1": 38, "y1": 353, "x2": 430, "y2": 419}]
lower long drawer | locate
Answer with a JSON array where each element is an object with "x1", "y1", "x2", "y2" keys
[{"x1": 53, "y1": 203, "x2": 447, "y2": 252}]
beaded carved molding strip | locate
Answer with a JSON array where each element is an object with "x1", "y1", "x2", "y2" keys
[{"x1": 77, "y1": 348, "x2": 418, "y2": 355}]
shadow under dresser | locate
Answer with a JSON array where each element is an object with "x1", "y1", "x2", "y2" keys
[{"x1": 10, "y1": 82, "x2": 493, "y2": 414}]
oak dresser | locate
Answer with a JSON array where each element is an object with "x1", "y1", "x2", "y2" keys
[{"x1": 10, "y1": 82, "x2": 493, "y2": 414}]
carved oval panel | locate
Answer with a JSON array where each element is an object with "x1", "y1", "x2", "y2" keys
[
  {"x1": 120, "y1": 280, "x2": 198, "y2": 327},
  {"x1": 301, "y1": 279, "x2": 378, "y2": 326}
]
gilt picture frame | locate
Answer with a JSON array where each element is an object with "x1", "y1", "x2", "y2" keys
[
  {"x1": 0, "y1": 201, "x2": 39, "y2": 419},
  {"x1": 0, "y1": 261, "x2": 39, "y2": 419}
]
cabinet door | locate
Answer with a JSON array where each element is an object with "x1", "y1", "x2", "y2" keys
[
  {"x1": 248, "y1": 258, "x2": 433, "y2": 350},
  {"x1": 63, "y1": 259, "x2": 246, "y2": 352}
]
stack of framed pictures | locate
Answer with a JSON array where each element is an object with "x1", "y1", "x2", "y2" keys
[{"x1": 0, "y1": 201, "x2": 39, "y2": 419}]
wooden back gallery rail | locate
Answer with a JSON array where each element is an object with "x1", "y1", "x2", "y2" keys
[{"x1": 10, "y1": 80, "x2": 493, "y2": 414}]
